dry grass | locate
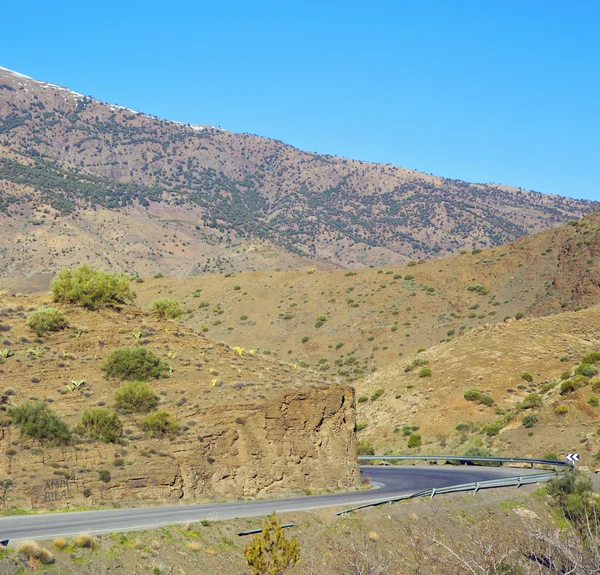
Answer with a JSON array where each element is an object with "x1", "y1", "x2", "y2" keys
[
  {"x1": 37, "y1": 548, "x2": 55, "y2": 564},
  {"x1": 186, "y1": 541, "x2": 202, "y2": 552},
  {"x1": 53, "y1": 537, "x2": 67, "y2": 550},
  {"x1": 17, "y1": 540, "x2": 40, "y2": 558},
  {"x1": 73, "y1": 533, "x2": 94, "y2": 549}
]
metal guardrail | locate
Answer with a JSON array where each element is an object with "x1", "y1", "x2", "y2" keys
[
  {"x1": 238, "y1": 523, "x2": 295, "y2": 536},
  {"x1": 334, "y1": 471, "x2": 561, "y2": 515},
  {"x1": 358, "y1": 455, "x2": 574, "y2": 468}
]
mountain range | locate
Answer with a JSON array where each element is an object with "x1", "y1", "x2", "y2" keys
[{"x1": 0, "y1": 66, "x2": 596, "y2": 278}]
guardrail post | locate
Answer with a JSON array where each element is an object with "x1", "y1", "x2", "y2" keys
[
  {"x1": 517, "y1": 477, "x2": 522, "y2": 488},
  {"x1": 430, "y1": 488, "x2": 436, "y2": 499},
  {"x1": 474, "y1": 482, "x2": 480, "y2": 494}
]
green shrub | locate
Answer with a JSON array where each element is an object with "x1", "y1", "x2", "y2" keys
[
  {"x1": 51, "y1": 265, "x2": 134, "y2": 310},
  {"x1": 555, "y1": 405, "x2": 569, "y2": 416},
  {"x1": 560, "y1": 370, "x2": 572, "y2": 381},
  {"x1": 148, "y1": 298, "x2": 182, "y2": 319},
  {"x1": 114, "y1": 381, "x2": 158, "y2": 413},
  {"x1": 9, "y1": 401, "x2": 70, "y2": 444},
  {"x1": 521, "y1": 372, "x2": 533, "y2": 383},
  {"x1": 560, "y1": 375, "x2": 589, "y2": 395},
  {"x1": 581, "y1": 352, "x2": 600, "y2": 365},
  {"x1": 588, "y1": 396, "x2": 600, "y2": 407},
  {"x1": 456, "y1": 423, "x2": 471, "y2": 432},
  {"x1": 102, "y1": 347, "x2": 167, "y2": 381},
  {"x1": 356, "y1": 421, "x2": 368, "y2": 432},
  {"x1": 370, "y1": 388, "x2": 384, "y2": 401},
  {"x1": 464, "y1": 389, "x2": 482, "y2": 402},
  {"x1": 404, "y1": 357, "x2": 428, "y2": 372},
  {"x1": 98, "y1": 469, "x2": 111, "y2": 483},
  {"x1": 140, "y1": 410, "x2": 179, "y2": 437},
  {"x1": 521, "y1": 393, "x2": 542, "y2": 409},
  {"x1": 522, "y1": 414, "x2": 538, "y2": 428},
  {"x1": 357, "y1": 440, "x2": 375, "y2": 456},
  {"x1": 407, "y1": 433, "x2": 422, "y2": 448},
  {"x1": 543, "y1": 452, "x2": 559, "y2": 461},
  {"x1": 27, "y1": 307, "x2": 68, "y2": 336},
  {"x1": 301, "y1": 336, "x2": 309, "y2": 343},
  {"x1": 547, "y1": 472, "x2": 593, "y2": 523},
  {"x1": 153, "y1": 272, "x2": 164, "y2": 279},
  {"x1": 482, "y1": 422, "x2": 502, "y2": 436},
  {"x1": 419, "y1": 367, "x2": 432, "y2": 378},
  {"x1": 463, "y1": 389, "x2": 493, "y2": 406},
  {"x1": 515, "y1": 312, "x2": 524, "y2": 320},
  {"x1": 357, "y1": 396, "x2": 368, "y2": 403},
  {"x1": 575, "y1": 364, "x2": 598, "y2": 377},
  {"x1": 77, "y1": 408, "x2": 122, "y2": 443}
]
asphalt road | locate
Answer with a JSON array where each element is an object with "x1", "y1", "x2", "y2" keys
[{"x1": 0, "y1": 465, "x2": 540, "y2": 541}]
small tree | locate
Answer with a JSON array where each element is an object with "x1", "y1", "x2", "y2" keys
[
  {"x1": 148, "y1": 298, "x2": 182, "y2": 319},
  {"x1": 244, "y1": 513, "x2": 300, "y2": 575},
  {"x1": 51, "y1": 265, "x2": 134, "y2": 310},
  {"x1": 27, "y1": 307, "x2": 68, "y2": 336}
]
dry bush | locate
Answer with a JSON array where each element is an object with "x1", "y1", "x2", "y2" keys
[
  {"x1": 37, "y1": 548, "x2": 55, "y2": 564},
  {"x1": 186, "y1": 541, "x2": 202, "y2": 552},
  {"x1": 73, "y1": 533, "x2": 94, "y2": 548},
  {"x1": 17, "y1": 540, "x2": 40, "y2": 558},
  {"x1": 53, "y1": 537, "x2": 67, "y2": 550}
]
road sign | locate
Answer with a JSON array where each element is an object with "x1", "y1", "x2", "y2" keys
[{"x1": 565, "y1": 453, "x2": 580, "y2": 462}]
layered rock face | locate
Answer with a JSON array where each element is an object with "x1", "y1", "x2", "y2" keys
[{"x1": 1, "y1": 384, "x2": 358, "y2": 510}]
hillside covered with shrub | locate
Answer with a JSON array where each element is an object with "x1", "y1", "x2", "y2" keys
[{"x1": 0, "y1": 66, "x2": 596, "y2": 278}]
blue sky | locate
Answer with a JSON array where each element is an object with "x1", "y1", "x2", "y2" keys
[{"x1": 3, "y1": 1, "x2": 599, "y2": 200}]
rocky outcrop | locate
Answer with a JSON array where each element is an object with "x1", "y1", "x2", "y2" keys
[{"x1": 0, "y1": 384, "x2": 359, "y2": 510}]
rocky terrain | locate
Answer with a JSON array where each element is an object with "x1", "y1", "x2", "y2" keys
[
  {"x1": 0, "y1": 294, "x2": 359, "y2": 512},
  {"x1": 0, "y1": 66, "x2": 596, "y2": 278}
]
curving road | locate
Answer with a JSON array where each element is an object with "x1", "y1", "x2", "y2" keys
[{"x1": 0, "y1": 465, "x2": 540, "y2": 541}]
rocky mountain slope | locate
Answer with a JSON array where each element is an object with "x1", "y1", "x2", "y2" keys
[
  {"x1": 0, "y1": 66, "x2": 596, "y2": 278},
  {"x1": 0, "y1": 294, "x2": 359, "y2": 511}
]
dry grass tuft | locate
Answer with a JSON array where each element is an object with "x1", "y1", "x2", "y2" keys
[
  {"x1": 186, "y1": 541, "x2": 202, "y2": 552},
  {"x1": 17, "y1": 540, "x2": 40, "y2": 558},
  {"x1": 37, "y1": 547, "x2": 55, "y2": 564},
  {"x1": 53, "y1": 537, "x2": 67, "y2": 550},
  {"x1": 73, "y1": 533, "x2": 94, "y2": 548},
  {"x1": 368, "y1": 531, "x2": 379, "y2": 542}
]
